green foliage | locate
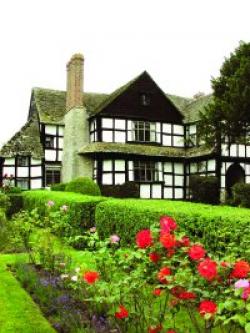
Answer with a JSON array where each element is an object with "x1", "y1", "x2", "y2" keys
[
  {"x1": 22, "y1": 190, "x2": 106, "y2": 244},
  {"x1": 8, "y1": 186, "x2": 22, "y2": 193},
  {"x1": 189, "y1": 175, "x2": 220, "y2": 205},
  {"x1": 101, "y1": 181, "x2": 140, "y2": 198},
  {"x1": 65, "y1": 177, "x2": 101, "y2": 196},
  {"x1": 199, "y1": 41, "x2": 250, "y2": 146},
  {"x1": 6, "y1": 193, "x2": 23, "y2": 217},
  {"x1": 232, "y1": 183, "x2": 250, "y2": 208},
  {"x1": 95, "y1": 199, "x2": 250, "y2": 257},
  {"x1": 0, "y1": 258, "x2": 55, "y2": 333},
  {"x1": 0, "y1": 192, "x2": 10, "y2": 210},
  {"x1": 50, "y1": 182, "x2": 67, "y2": 191}
]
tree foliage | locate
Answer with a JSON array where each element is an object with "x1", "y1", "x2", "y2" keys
[{"x1": 199, "y1": 41, "x2": 250, "y2": 147}]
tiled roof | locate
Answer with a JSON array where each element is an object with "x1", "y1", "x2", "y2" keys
[
  {"x1": 32, "y1": 74, "x2": 211, "y2": 124},
  {"x1": 182, "y1": 94, "x2": 213, "y2": 123},
  {"x1": 0, "y1": 115, "x2": 44, "y2": 159},
  {"x1": 79, "y1": 142, "x2": 214, "y2": 158},
  {"x1": 33, "y1": 88, "x2": 108, "y2": 124}
]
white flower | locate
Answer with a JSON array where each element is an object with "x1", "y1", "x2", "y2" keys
[
  {"x1": 60, "y1": 274, "x2": 69, "y2": 279},
  {"x1": 71, "y1": 275, "x2": 78, "y2": 282},
  {"x1": 75, "y1": 267, "x2": 80, "y2": 273}
]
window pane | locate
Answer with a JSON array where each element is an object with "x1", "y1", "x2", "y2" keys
[{"x1": 46, "y1": 169, "x2": 61, "y2": 186}]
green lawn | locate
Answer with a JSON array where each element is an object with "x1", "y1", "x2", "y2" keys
[{"x1": 0, "y1": 254, "x2": 56, "y2": 333}]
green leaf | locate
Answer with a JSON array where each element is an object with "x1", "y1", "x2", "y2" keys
[{"x1": 245, "y1": 323, "x2": 250, "y2": 333}]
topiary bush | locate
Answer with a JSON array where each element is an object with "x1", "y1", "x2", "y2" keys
[
  {"x1": 232, "y1": 182, "x2": 250, "y2": 208},
  {"x1": 65, "y1": 177, "x2": 101, "y2": 196},
  {"x1": 189, "y1": 175, "x2": 220, "y2": 205},
  {"x1": 100, "y1": 181, "x2": 139, "y2": 198},
  {"x1": 51, "y1": 182, "x2": 67, "y2": 191}
]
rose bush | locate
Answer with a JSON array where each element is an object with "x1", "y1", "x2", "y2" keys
[{"x1": 62, "y1": 216, "x2": 249, "y2": 332}]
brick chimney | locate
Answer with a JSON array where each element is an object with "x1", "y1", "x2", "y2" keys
[
  {"x1": 66, "y1": 53, "x2": 84, "y2": 111},
  {"x1": 62, "y1": 53, "x2": 93, "y2": 182}
]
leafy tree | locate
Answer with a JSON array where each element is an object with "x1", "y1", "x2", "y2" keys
[{"x1": 199, "y1": 41, "x2": 250, "y2": 148}]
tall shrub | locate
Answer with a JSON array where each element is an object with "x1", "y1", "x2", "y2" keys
[{"x1": 189, "y1": 175, "x2": 219, "y2": 205}]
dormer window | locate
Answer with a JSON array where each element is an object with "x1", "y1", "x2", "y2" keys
[{"x1": 140, "y1": 93, "x2": 150, "y2": 106}]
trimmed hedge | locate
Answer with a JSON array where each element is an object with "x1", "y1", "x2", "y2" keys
[
  {"x1": 23, "y1": 190, "x2": 106, "y2": 229},
  {"x1": 100, "y1": 181, "x2": 140, "y2": 198},
  {"x1": 51, "y1": 182, "x2": 67, "y2": 191},
  {"x1": 232, "y1": 183, "x2": 250, "y2": 208},
  {"x1": 95, "y1": 199, "x2": 250, "y2": 257},
  {"x1": 65, "y1": 177, "x2": 101, "y2": 196},
  {"x1": 189, "y1": 175, "x2": 220, "y2": 205}
]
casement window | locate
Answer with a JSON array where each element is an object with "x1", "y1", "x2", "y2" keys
[
  {"x1": 16, "y1": 178, "x2": 29, "y2": 189},
  {"x1": 16, "y1": 156, "x2": 29, "y2": 167},
  {"x1": 45, "y1": 135, "x2": 54, "y2": 148},
  {"x1": 132, "y1": 121, "x2": 156, "y2": 142},
  {"x1": 45, "y1": 168, "x2": 61, "y2": 186},
  {"x1": 134, "y1": 161, "x2": 158, "y2": 182}
]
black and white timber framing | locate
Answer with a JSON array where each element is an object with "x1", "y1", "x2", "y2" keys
[{"x1": 1, "y1": 67, "x2": 250, "y2": 199}]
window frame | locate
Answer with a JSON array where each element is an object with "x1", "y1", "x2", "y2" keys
[
  {"x1": 134, "y1": 160, "x2": 159, "y2": 182},
  {"x1": 45, "y1": 168, "x2": 61, "y2": 186}
]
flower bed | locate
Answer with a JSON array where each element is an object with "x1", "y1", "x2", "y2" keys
[{"x1": 10, "y1": 203, "x2": 250, "y2": 332}]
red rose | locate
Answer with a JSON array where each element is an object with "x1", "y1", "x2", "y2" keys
[
  {"x1": 149, "y1": 252, "x2": 161, "y2": 263},
  {"x1": 152, "y1": 288, "x2": 162, "y2": 296},
  {"x1": 180, "y1": 236, "x2": 190, "y2": 247},
  {"x1": 160, "y1": 216, "x2": 177, "y2": 232},
  {"x1": 166, "y1": 248, "x2": 175, "y2": 258},
  {"x1": 171, "y1": 286, "x2": 185, "y2": 297},
  {"x1": 148, "y1": 324, "x2": 162, "y2": 333},
  {"x1": 231, "y1": 260, "x2": 250, "y2": 279},
  {"x1": 188, "y1": 245, "x2": 206, "y2": 260},
  {"x1": 157, "y1": 267, "x2": 171, "y2": 284},
  {"x1": 136, "y1": 229, "x2": 153, "y2": 249},
  {"x1": 160, "y1": 232, "x2": 176, "y2": 249},
  {"x1": 115, "y1": 305, "x2": 129, "y2": 319},
  {"x1": 83, "y1": 271, "x2": 99, "y2": 284},
  {"x1": 178, "y1": 291, "x2": 196, "y2": 300},
  {"x1": 198, "y1": 259, "x2": 217, "y2": 281},
  {"x1": 199, "y1": 300, "x2": 217, "y2": 316},
  {"x1": 220, "y1": 261, "x2": 230, "y2": 268}
]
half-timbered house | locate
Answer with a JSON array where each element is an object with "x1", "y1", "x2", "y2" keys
[{"x1": 1, "y1": 53, "x2": 250, "y2": 199}]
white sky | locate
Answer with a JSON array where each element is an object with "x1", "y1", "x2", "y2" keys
[{"x1": 0, "y1": 0, "x2": 249, "y2": 146}]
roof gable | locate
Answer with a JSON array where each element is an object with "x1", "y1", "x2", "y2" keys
[
  {"x1": 0, "y1": 115, "x2": 44, "y2": 159},
  {"x1": 92, "y1": 71, "x2": 184, "y2": 123}
]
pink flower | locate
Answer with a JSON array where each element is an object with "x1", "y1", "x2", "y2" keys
[
  {"x1": 47, "y1": 200, "x2": 55, "y2": 207},
  {"x1": 60, "y1": 205, "x2": 68, "y2": 212},
  {"x1": 235, "y1": 279, "x2": 250, "y2": 289},
  {"x1": 110, "y1": 234, "x2": 120, "y2": 243},
  {"x1": 242, "y1": 287, "x2": 250, "y2": 300}
]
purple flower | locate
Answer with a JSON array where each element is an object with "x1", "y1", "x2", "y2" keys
[
  {"x1": 47, "y1": 200, "x2": 55, "y2": 208},
  {"x1": 235, "y1": 279, "x2": 250, "y2": 289},
  {"x1": 110, "y1": 234, "x2": 120, "y2": 243}
]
